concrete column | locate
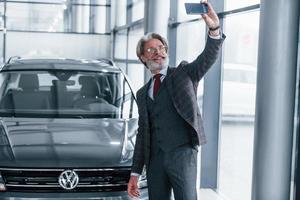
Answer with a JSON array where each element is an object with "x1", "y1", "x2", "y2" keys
[
  {"x1": 252, "y1": 0, "x2": 300, "y2": 199},
  {"x1": 144, "y1": 0, "x2": 170, "y2": 37},
  {"x1": 71, "y1": 0, "x2": 90, "y2": 33},
  {"x1": 80, "y1": 0, "x2": 90, "y2": 33},
  {"x1": 71, "y1": 4, "x2": 81, "y2": 32},
  {"x1": 90, "y1": 4, "x2": 108, "y2": 33}
]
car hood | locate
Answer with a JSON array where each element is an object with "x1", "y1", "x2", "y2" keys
[{"x1": 0, "y1": 117, "x2": 138, "y2": 168}]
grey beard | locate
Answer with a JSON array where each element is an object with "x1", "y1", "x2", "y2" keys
[{"x1": 145, "y1": 56, "x2": 169, "y2": 72}]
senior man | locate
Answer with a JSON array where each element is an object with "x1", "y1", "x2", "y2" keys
[{"x1": 127, "y1": 1, "x2": 225, "y2": 200}]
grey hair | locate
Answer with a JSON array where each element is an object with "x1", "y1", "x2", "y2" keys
[{"x1": 136, "y1": 32, "x2": 168, "y2": 65}]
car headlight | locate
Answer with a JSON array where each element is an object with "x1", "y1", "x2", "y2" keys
[
  {"x1": 138, "y1": 168, "x2": 147, "y2": 189},
  {"x1": 0, "y1": 172, "x2": 6, "y2": 192}
]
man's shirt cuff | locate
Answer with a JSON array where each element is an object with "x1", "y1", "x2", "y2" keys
[
  {"x1": 131, "y1": 172, "x2": 140, "y2": 176},
  {"x1": 208, "y1": 32, "x2": 221, "y2": 39}
]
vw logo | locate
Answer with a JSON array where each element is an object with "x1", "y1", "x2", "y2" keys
[{"x1": 58, "y1": 170, "x2": 79, "y2": 190}]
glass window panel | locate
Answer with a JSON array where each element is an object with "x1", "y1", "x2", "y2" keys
[
  {"x1": 131, "y1": 0, "x2": 144, "y2": 22},
  {"x1": 5, "y1": 2, "x2": 108, "y2": 33},
  {"x1": 88, "y1": 5, "x2": 108, "y2": 33},
  {"x1": 115, "y1": 0, "x2": 127, "y2": 26},
  {"x1": 114, "y1": 29, "x2": 128, "y2": 59},
  {"x1": 176, "y1": 20, "x2": 206, "y2": 65},
  {"x1": 219, "y1": 11, "x2": 259, "y2": 200},
  {"x1": 6, "y1": 3, "x2": 64, "y2": 32},
  {"x1": 6, "y1": 31, "x2": 110, "y2": 59},
  {"x1": 128, "y1": 25, "x2": 144, "y2": 60},
  {"x1": 127, "y1": 63, "x2": 144, "y2": 92},
  {"x1": 0, "y1": 3, "x2": 3, "y2": 22},
  {"x1": 225, "y1": 0, "x2": 260, "y2": 11}
]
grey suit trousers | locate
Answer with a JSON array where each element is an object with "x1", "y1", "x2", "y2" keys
[{"x1": 146, "y1": 145, "x2": 198, "y2": 200}]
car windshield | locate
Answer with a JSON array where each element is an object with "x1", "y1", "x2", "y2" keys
[{"x1": 0, "y1": 70, "x2": 137, "y2": 118}]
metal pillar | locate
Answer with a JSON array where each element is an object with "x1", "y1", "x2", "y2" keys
[
  {"x1": 252, "y1": 0, "x2": 300, "y2": 199},
  {"x1": 201, "y1": 0, "x2": 224, "y2": 188},
  {"x1": 167, "y1": 0, "x2": 178, "y2": 67}
]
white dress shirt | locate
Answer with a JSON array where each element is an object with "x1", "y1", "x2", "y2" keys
[{"x1": 148, "y1": 66, "x2": 168, "y2": 99}]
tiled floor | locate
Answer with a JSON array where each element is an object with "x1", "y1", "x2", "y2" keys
[{"x1": 198, "y1": 189, "x2": 225, "y2": 200}]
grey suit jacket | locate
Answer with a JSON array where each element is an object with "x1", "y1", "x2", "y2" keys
[{"x1": 132, "y1": 35, "x2": 225, "y2": 174}]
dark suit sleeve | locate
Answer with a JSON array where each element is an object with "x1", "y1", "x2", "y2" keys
[
  {"x1": 131, "y1": 91, "x2": 145, "y2": 174},
  {"x1": 183, "y1": 34, "x2": 226, "y2": 82}
]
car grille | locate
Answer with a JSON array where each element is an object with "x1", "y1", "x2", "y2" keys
[{"x1": 0, "y1": 168, "x2": 131, "y2": 192}]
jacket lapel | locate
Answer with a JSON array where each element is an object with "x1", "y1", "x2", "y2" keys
[
  {"x1": 137, "y1": 79, "x2": 152, "y2": 128},
  {"x1": 165, "y1": 67, "x2": 176, "y2": 106},
  {"x1": 142, "y1": 79, "x2": 152, "y2": 104}
]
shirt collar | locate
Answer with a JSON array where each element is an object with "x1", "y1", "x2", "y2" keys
[
  {"x1": 152, "y1": 66, "x2": 168, "y2": 79},
  {"x1": 160, "y1": 66, "x2": 168, "y2": 76}
]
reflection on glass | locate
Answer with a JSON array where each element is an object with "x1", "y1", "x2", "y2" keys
[
  {"x1": 114, "y1": 29, "x2": 128, "y2": 59},
  {"x1": 219, "y1": 11, "x2": 259, "y2": 200},
  {"x1": 6, "y1": 2, "x2": 109, "y2": 33},
  {"x1": 7, "y1": 3, "x2": 64, "y2": 32}
]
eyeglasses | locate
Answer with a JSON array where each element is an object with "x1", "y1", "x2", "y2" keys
[{"x1": 145, "y1": 45, "x2": 167, "y2": 55}]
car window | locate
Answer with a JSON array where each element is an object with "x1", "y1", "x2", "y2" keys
[{"x1": 0, "y1": 70, "x2": 137, "y2": 119}]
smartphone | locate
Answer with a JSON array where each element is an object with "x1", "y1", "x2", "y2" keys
[{"x1": 185, "y1": 3, "x2": 208, "y2": 15}]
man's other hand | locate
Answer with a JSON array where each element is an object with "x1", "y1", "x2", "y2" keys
[{"x1": 127, "y1": 176, "x2": 140, "y2": 198}]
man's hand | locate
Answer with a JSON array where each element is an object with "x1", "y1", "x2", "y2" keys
[
  {"x1": 200, "y1": 0, "x2": 220, "y2": 30},
  {"x1": 127, "y1": 176, "x2": 140, "y2": 198}
]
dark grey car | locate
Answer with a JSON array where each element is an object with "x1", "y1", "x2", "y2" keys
[{"x1": 0, "y1": 58, "x2": 148, "y2": 199}]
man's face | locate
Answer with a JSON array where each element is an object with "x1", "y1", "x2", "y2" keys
[{"x1": 140, "y1": 39, "x2": 169, "y2": 72}]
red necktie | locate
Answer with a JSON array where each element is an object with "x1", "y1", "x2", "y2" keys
[{"x1": 153, "y1": 74, "x2": 162, "y2": 97}]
